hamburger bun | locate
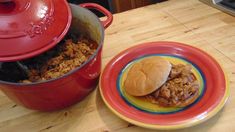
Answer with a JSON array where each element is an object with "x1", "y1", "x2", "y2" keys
[{"x1": 124, "y1": 56, "x2": 172, "y2": 96}]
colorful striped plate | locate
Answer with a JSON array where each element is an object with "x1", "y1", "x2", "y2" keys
[{"x1": 99, "y1": 42, "x2": 229, "y2": 130}]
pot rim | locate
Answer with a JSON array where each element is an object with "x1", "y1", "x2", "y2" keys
[{"x1": 0, "y1": 3, "x2": 105, "y2": 86}]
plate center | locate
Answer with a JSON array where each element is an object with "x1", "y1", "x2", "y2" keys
[{"x1": 117, "y1": 54, "x2": 206, "y2": 114}]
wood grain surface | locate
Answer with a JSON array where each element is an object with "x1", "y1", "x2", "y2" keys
[{"x1": 0, "y1": 0, "x2": 234, "y2": 131}]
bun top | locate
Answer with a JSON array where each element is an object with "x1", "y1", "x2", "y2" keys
[{"x1": 124, "y1": 56, "x2": 172, "y2": 96}]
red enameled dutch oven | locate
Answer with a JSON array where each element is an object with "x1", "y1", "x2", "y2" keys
[{"x1": 0, "y1": 0, "x2": 113, "y2": 111}]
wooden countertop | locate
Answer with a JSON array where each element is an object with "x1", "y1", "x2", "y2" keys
[{"x1": 0, "y1": 0, "x2": 234, "y2": 131}]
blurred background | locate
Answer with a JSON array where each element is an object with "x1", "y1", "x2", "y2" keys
[{"x1": 68, "y1": 0, "x2": 167, "y2": 16}]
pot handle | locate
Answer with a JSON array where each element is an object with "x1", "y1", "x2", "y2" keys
[{"x1": 79, "y1": 3, "x2": 113, "y2": 29}]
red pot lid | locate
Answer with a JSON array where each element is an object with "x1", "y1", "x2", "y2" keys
[{"x1": 0, "y1": 0, "x2": 72, "y2": 62}]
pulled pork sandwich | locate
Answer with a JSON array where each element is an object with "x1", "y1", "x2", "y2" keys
[{"x1": 124, "y1": 56, "x2": 200, "y2": 107}]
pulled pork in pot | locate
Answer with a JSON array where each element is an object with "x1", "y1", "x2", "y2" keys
[{"x1": 0, "y1": 36, "x2": 98, "y2": 83}]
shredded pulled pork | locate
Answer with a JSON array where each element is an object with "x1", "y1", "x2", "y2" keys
[
  {"x1": 20, "y1": 37, "x2": 98, "y2": 83},
  {"x1": 146, "y1": 64, "x2": 200, "y2": 107}
]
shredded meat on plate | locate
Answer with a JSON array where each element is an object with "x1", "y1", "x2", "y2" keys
[{"x1": 146, "y1": 64, "x2": 200, "y2": 107}]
